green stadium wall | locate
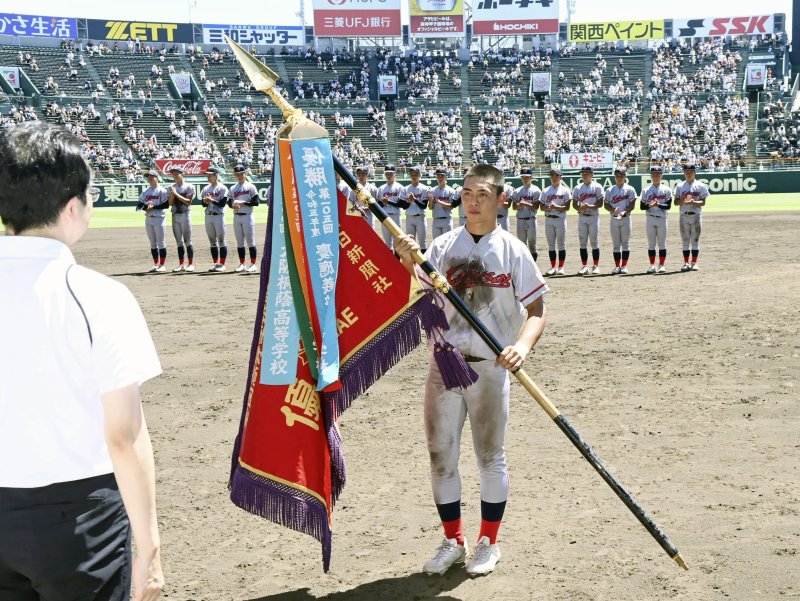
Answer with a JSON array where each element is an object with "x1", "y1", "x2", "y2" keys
[{"x1": 93, "y1": 170, "x2": 788, "y2": 207}]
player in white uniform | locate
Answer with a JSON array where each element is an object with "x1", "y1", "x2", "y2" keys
[
  {"x1": 376, "y1": 164, "x2": 407, "y2": 250},
  {"x1": 136, "y1": 169, "x2": 169, "y2": 272},
  {"x1": 454, "y1": 184, "x2": 466, "y2": 227},
  {"x1": 405, "y1": 165, "x2": 430, "y2": 252},
  {"x1": 394, "y1": 164, "x2": 548, "y2": 577},
  {"x1": 200, "y1": 166, "x2": 229, "y2": 272},
  {"x1": 168, "y1": 166, "x2": 196, "y2": 272},
  {"x1": 604, "y1": 166, "x2": 638, "y2": 275},
  {"x1": 572, "y1": 166, "x2": 605, "y2": 275},
  {"x1": 428, "y1": 168, "x2": 458, "y2": 238},
  {"x1": 228, "y1": 164, "x2": 260, "y2": 273},
  {"x1": 640, "y1": 165, "x2": 673, "y2": 274},
  {"x1": 512, "y1": 167, "x2": 541, "y2": 263},
  {"x1": 540, "y1": 167, "x2": 571, "y2": 276},
  {"x1": 355, "y1": 166, "x2": 378, "y2": 229},
  {"x1": 497, "y1": 182, "x2": 513, "y2": 231},
  {"x1": 674, "y1": 163, "x2": 709, "y2": 271}
]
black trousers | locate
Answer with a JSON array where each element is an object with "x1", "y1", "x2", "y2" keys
[{"x1": 0, "y1": 473, "x2": 131, "y2": 601}]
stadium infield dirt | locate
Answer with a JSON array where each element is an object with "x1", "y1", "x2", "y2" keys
[{"x1": 73, "y1": 212, "x2": 799, "y2": 601}]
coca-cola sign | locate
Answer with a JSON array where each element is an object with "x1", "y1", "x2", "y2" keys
[{"x1": 155, "y1": 159, "x2": 212, "y2": 176}]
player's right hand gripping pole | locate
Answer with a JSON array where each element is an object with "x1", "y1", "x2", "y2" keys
[{"x1": 226, "y1": 35, "x2": 687, "y2": 571}]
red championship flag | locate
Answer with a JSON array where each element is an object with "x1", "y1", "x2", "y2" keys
[{"x1": 229, "y1": 138, "x2": 439, "y2": 571}]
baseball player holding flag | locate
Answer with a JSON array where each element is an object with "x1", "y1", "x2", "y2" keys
[{"x1": 395, "y1": 164, "x2": 548, "y2": 577}]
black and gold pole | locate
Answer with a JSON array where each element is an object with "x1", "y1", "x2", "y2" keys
[{"x1": 226, "y1": 36, "x2": 688, "y2": 571}]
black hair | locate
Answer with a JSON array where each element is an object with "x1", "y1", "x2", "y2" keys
[
  {"x1": 463, "y1": 163, "x2": 504, "y2": 197},
  {"x1": 0, "y1": 121, "x2": 91, "y2": 233}
]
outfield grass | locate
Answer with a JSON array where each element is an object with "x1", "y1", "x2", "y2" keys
[{"x1": 82, "y1": 194, "x2": 800, "y2": 229}]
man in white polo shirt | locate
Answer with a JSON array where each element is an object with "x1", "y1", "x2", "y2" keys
[{"x1": 0, "y1": 122, "x2": 164, "y2": 601}]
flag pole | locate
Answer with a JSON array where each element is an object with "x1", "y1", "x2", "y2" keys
[{"x1": 225, "y1": 36, "x2": 688, "y2": 571}]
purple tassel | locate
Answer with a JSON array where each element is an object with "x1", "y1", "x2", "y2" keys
[
  {"x1": 419, "y1": 290, "x2": 450, "y2": 337},
  {"x1": 433, "y1": 341, "x2": 479, "y2": 390}
]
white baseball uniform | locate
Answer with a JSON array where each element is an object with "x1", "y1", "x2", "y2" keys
[
  {"x1": 415, "y1": 227, "x2": 549, "y2": 506},
  {"x1": 540, "y1": 183, "x2": 571, "y2": 253},
  {"x1": 640, "y1": 183, "x2": 673, "y2": 250},
  {"x1": 497, "y1": 183, "x2": 514, "y2": 231},
  {"x1": 572, "y1": 181, "x2": 605, "y2": 250},
  {"x1": 674, "y1": 180, "x2": 709, "y2": 255},
  {"x1": 513, "y1": 183, "x2": 541, "y2": 259},
  {"x1": 430, "y1": 184, "x2": 456, "y2": 238},
  {"x1": 405, "y1": 181, "x2": 430, "y2": 250},
  {"x1": 605, "y1": 183, "x2": 637, "y2": 253},
  {"x1": 376, "y1": 181, "x2": 406, "y2": 249}
]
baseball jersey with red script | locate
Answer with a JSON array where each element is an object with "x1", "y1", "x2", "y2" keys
[
  {"x1": 605, "y1": 184, "x2": 637, "y2": 216},
  {"x1": 572, "y1": 181, "x2": 605, "y2": 216},
  {"x1": 640, "y1": 183, "x2": 673, "y2": 218},
  {"x1": 674, "y1": 180, "x2": 709, "y2": 215},
  {"x1": 416, "y1": 227, "x2": 548, "y2": 360},
  {"x1": 138, "y1": 185, "x2": 169, "y2": 217}
]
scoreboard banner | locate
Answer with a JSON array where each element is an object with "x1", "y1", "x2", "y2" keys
[
  {"x1": 0, "y1": 12, "x2": 77, "y2": 38},
  {"x1": 312, "y1": 0, "x2": 401, "y2": 37},
  {"x1": 559, "y1": 152, "x2": 615, "y2": 171},
  {"x1": 409, "y1": 0, "x2": 464, "y2": 37},
  {"x1": 472, "y1": 0, "x2": 559, "y2": 36},
  {"x1": 87, "y1": 19, "x2": 193, "y2": 43},
  {"x1": 674, "y1": 15, "x2": 775, "y2": 38},
  {"x1": 568, "y1": 20, "x2": 664, "y2": 43},
  {"x1": 202, "y1": 24, "x2": 305, "y2": 46}
]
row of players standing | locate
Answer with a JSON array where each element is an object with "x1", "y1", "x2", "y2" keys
[
  {"x1": 136, "y1": 164, "x2": 260, "y2": 273},
  {"x1": 342, "y1": 162, "x2": 709, "y2": 275}
]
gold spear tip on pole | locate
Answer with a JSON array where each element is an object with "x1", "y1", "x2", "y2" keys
[
  {"x1": 673, "y1": 553, "x2": 689, "y2": 570},
  {"x1": 224, "y1": 35, "x2": 280, "y2": 93}
]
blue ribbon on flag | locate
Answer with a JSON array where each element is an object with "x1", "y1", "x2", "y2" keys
[
  {"x1": 260, "y1": 140, "x2": 301, "y2": 385},
  {"x1": 290, "y1": 138, "x2": 340, "y2": 390}
]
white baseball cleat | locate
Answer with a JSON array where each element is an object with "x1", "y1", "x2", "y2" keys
[
  {"x1": 234, "y1": 263, "x2": 246, "y2": 273},
  {"x1": 556, "y1": 267, "x2": 565, "y2": 275},
  {"x1": 172, "y1": 264, "x2": 185, "y2": 272},
  {"x1": 681, "y1": 263, "x2": 691, "y2": 272},
  {"x1": 611, "y1": 266, "x2": 621, "y2": 275},
  {"x1": 214, "y1": 264, "x2": 227, "y2": 272},
  {"x1": 185, "y1": 264, "x2": 195, "y2": 272},
  {"x1": 657, "y1": 265, "x2": 666, "y2": 274},
  {"x1": 148, "y1": 265, "x2": 159, "y2": 273},
  {"x1": 545, "y1": 267, "x2": 557, "y2": 276},
  {"x1": 422, "y1": 538, "x2": 468, "y2": 575},
  {"x1": 620, "y1": 266, "x2": 628, "y2": 274},
  {"x1": 578, "y1": 265, "x2": 590, "y2": 275},
  {"x1": 155, "y1": 265, "x2": 166, "y2": 272},
  {"x1": 691, "y1": 263, "x2": 699, "y2": 271},
  {"x1": 465, "y1": 536, "x2": 501, "y2": 576},
  {"x1": 246, "y1": 264, "x2": 258, "y2": 273},
  {"x1": 591, "y1": 265, "x2": 600, "y2": 275},
  {"x1": 209, "y1": 264, "x2": 218, "y2": 272},
  {"x1": 647, "y1": 265, "x2": 656, "y2": 274}
]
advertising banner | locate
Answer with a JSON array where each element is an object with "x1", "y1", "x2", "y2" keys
[
  {"x1": 202, "y1": 24, "x2": 305, "y2": 46},
  {"x1": 0, "y1": 66, "x2": 20, "y2": 89},
  {"x1": 559, "y1": 152, "x2": 615, "y2": 171},
  {"x1": 409, "y1": 0, "x2": 464, "y2": 37},
  {"x1": 746, "y1": 64, "x2": 767, "y2": 87},
  {"x1": 378, "y1": 74, "x2": 398, "y2": 95},
  {"x1": 312, "y1": 0, "x2": 401, "y2": 37},
  {"x1": 472, "y1": 0, "x2": 559, "y2": 36},
  {"x1": 169, "y1": 73, "x2": 192, "y2": 94},
  {"x1": 674, "y1": 15, "x2": 775, "y2": 38},
  {"x1": 155, "y1": 159, "x2": 212, "y2": 176},
  {"x1": 87, "y1": 19, "x2": 193, "y2": 43},
  {"x1": 529, "y1": 71, "x2": 551, "y2": 94},
  {"x1": 568, "y1": 20, "x2": 664, "y2": 43},
  {"x1": 0, "y1": 13, "x2": 77, "y2": 38}
]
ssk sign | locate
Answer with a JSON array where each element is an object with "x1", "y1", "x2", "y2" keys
[
  {"x1": 155, "y1": 160, "x2": 212, "y2": 176},
  {"x1": 674, "y1": 15, "x2": 775, "y2": 38}
]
